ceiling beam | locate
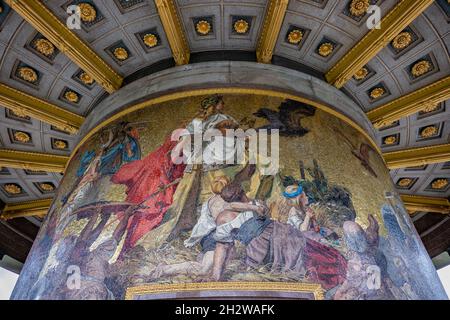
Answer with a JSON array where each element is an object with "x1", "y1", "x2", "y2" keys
[
  {"x1": 155, "y1": 0, "x2": 190, "y2": 65},
  {"x1": 4, "y1": 0, "x2": 123, "y2": 93},
  {"x1": 256, "y1": 0, "x2": 289, "y2": 64},
  {"x1": 0, "y1": 149, "x2": 68, "y2": 173},
  {"x1": 368, "y1": 76, "x2": 450, "y2": 128},
  {"x1": 325, "y1": 0, "x2": 434, "y2": 88},
  {"x1": 384, "y1": 143, "x2": 450, "y2": 170},
  {"x1": 0, "y1": 83, "x2": 84, "y2": 134},
  {"x1": 401, "y1": 195, "x2": 450, "y2": 215},
  {"x1": 0, "y1": 199, "x2": 52, "y2": 220}
]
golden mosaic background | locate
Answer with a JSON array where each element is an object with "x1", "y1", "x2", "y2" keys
[{"x1": 56, "y1": 94, "x2": 397, "y2": 234}]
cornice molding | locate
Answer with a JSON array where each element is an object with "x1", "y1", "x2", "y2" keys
[
  {"x1": 5, "y1": 0, "x2": 123, "y2": 93},
  {"x1": 384, "y1": 143, "x2": 450, "y2": 170},
  {"x1": 367, "y1": 76, "x2": 450, "y2": 128},
  {"x1": 0, "y1": 149, "x2": 68, "y2": 173},
  {"x1": 401, "y1": 195, "x2": 450, "y2": 215},
  {"x1": 325, "y1": 0, "x2": 434, "y2": 88},
  {"x1": 256, "y1": 0, "x2": 289, "y2": 64},
  {"x1": 0, "y1": 83, "x2": 84, "y2": 134},
  {"x1": 0, "y1": 198, "x2": 52, "y2": 220},
  {"x1": 154, "y1": 0, "x2": 190, "y2": 65}
]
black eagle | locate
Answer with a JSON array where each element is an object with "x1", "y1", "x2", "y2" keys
[{"x1": 253, "y1": 99, "x2": 316, "y2": 137}]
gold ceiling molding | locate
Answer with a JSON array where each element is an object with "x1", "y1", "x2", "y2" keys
[
  {"x1": 367, "y1": 76, "x2": 450, "y2": 128},
  {"x1": 0, "y1": 198, "x2": 52, "y2": 220},
  {"x1": 325, "y1": 0, "x2": 434, "y2": 88},
  {"x1": 0, "y1": 149, "x2": 68, "y2": 173},
  {"x1": 0, "y1": 83, "x2": 84, "y2": 134},
  {"x1": 401, "y1": 195, "x2": 450, "y2": 215},
  {"x1": 256, "y1": 0, "x2": 289, "y2": 64},
  {"x1": 384, "y1": 143, "x2": 450, "y2": 170},
  {"x1": 154, "y1": 0, "x2": 190, "y2": 65},
  {"x1": 4, "y1": 0, "x2": 123, "y2": 93}
]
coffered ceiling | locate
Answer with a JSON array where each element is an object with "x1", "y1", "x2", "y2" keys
[{"x1": 0, "y1": 0, "x2": 449, "y2": 261}]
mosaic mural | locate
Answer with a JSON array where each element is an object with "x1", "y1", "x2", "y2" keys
[{"x1": 11, "y1": 94, "x2": 447, "y2": 300}]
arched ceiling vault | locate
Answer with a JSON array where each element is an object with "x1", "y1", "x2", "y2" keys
[{"x1": 0, "y1": 0, "x2": 448, "y2": 231}]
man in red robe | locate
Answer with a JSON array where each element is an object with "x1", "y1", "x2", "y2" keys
[{"x1": 111, "y1": 138, "x2": 186, "y2": 255}]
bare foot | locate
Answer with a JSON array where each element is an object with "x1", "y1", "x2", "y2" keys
[{"x1": 149, "y1": 263, "x2": 166, "y2": 280}]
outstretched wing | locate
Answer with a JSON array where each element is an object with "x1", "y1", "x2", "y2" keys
[
  {"x1": 279, "y1": 100, "x2": 315, "y2": 130},
  {"x1": 254, "y1": 108, "x2": 285, "y2": 129}
]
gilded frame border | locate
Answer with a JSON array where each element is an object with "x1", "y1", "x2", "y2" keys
[{"x1": 125, "y1": 282, "x2": 325, "y2": 300}]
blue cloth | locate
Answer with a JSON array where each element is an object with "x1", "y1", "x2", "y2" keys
[
  {"x1": 199, "y1": 216, "x2": 272, "y2": 252},
  {"x1": 231, "y1": 216, "x2": 272, "y2": 245},
  {"x1": 200, "y1": 231, "x2": 217, "y2": 253},
  {"x1": 98, "y1": 135, "x2": 140, "y2": 175},
  {"x1": 76, "y1": 150, "x2": 96, "y2": 177}
]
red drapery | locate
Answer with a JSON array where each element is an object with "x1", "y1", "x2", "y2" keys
[{"x1": 111, "y1": 137, "x2": 186, "y2": 253}]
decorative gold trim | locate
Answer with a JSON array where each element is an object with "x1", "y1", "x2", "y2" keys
[
  {"x1": 401, "y1": 195, "x2": 450, "y2": 215},
  {"x1": 0, "y1": 149, "x2": 68, "y2": 173},
  {"x1": 368, "y1": 76, "x2": 450, "y2": 128},
  {"x1": 383, "y1": 143, "x2": 450, "y2": 169},
  {"x1": 325, "y1": 0, "x2": 434, "y2": 88},
  {"x1": 0, "y1": 82, "x2": 84, "y2": 134},
  {"x1": 125, "y1": 282, "x2": 324, "y2": 300},
  {"x1": 155, "y1": 0, "x2": 190, "y2": 65},
  {"x1": 256, "y1": 0, "x2": 289, "y2": 64},
  {"x1": 0, "y1": 198, "x2": 52, "y2": 220},
  {"x1": 67, "y1": 87, "x2": 381, "y2": 169},
  {"x1": 4, "y1": 0, "x2": 123, "y2": 93}
]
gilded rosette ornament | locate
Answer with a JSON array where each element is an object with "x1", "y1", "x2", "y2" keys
[
  {"x1": 420, "y1": 125, "x2": 438, "y2": 138},
  {"x1": 196, "y1": 21, "x2": 211, "y2": 35},
  {"x1": 4, "y1": 184, "x2": 22, "y2": 195},
  {"x1": 78, "y1": 3, "x2": 97, "y2": 23},
  {"x1": 18, "y1": 67, "x2": 38, "y2": 83},
  {"x1": 143, "y1": 34, "x2": 158, "y2": 47},
  {"x1": 354, "y1": 67, "x2": 368, "y2": 80},
  {"x1": 114, "y1": 47, "x2": 129, "y2": 61},
  {"x1": 34, "y1": 38, "x2": 55, "y2": 56},
  {"x1": 431, "y1": 179, "x2": 449, "y2": 190},
  {"x1": 392, "y1": 32, "x2": 412, "y2": 50},
  {"x1": 349, "y1": 0, "x2": 370, "y2": 16},
  {"x1": 411, "y1": 60, "x2": 431, "y2": 77},
  {"x1": 53, "y1": 140, "x2": 68, "y2": 149},
  {"x1": 318, "y1": 43, "x2": 334, "y2": 57},
  {"x1": 80, "y1": 72, "x2": 94, "y2": 85},
  {"x1": 234, "y1": 19, "x2": 249, "y2": 34},
  {"x1": 287, "y1": 29, "x2": 303, "y2": 44},
  {"x1": 370, "y1": 87, "x2": 385, "y2": 99},
  {"x1": 383, "y1": 135, "x2": 397, "y2": 145}
]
